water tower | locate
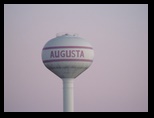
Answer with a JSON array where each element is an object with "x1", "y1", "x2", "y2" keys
[{"x1": 42, "y1": 33, "x2": 94, "y2": 112}]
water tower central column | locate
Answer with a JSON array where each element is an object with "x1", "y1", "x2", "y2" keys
[{"x1": 62, "y1": 78, "x2": 74, "y2": 112}]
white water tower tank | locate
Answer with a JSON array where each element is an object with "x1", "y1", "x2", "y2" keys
[{"x1": 42, "y1": 33, "x2": 94, "y2": 112}]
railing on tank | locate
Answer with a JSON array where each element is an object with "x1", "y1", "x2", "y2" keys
[{"x1": 56, "y1": 32, "x2": 78, "y2": 37}]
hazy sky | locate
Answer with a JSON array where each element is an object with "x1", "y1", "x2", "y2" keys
[{"x1": 4, "y1": 4, "x2": 148, "y2": 112}]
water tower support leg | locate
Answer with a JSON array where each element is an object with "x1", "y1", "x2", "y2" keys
[{"x1": 62, "y1": 78, "x2": 74, "y2": 112}]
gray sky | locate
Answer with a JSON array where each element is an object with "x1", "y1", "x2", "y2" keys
[{"x1": 4, "y1": 4, "x2": 148, "y2": 112}]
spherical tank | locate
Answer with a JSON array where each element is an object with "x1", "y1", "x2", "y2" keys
[{"x1": 42, "y1": 33, "x2": 94, "y2": 79}]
